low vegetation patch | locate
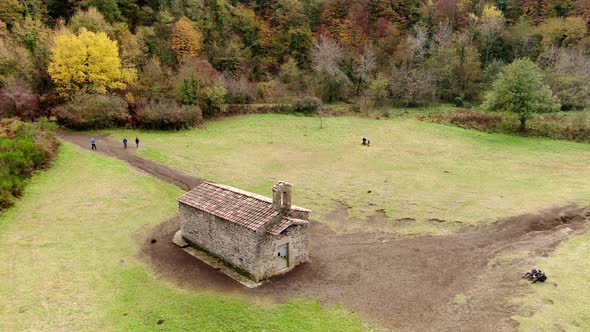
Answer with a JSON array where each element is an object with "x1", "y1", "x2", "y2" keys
[
  {"x1": 418, "y1": 109, "x2": 590, "y2": 143},
  {"x1": 225, "y1": 104, "x2": 292, "y2": 116},
  {"x1": 0, "y1": 118, "x2": 59, "y2": 210},
  {"x1": 56, "y1": 94, "x2": 128, "y2": 130},
  {"x1": 292, "y1": 96, "x2": 323, "y2": 115},
  {"x1": 136, "y1": 99, "x2": 202, "y2": 130}
]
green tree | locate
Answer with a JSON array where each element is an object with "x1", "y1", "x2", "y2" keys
[
  {"x1": 180, "y1": 77, "x2": 198, "y2": 105},
  {"x1": 285, "y1": 27, "x2": 313, "y2": 66},
  {"x1": 81, "y1": 0, "x2": 122, "y2": 22},
  {"x1": 111, "y1": 22, "x2": 146, "y2": 70},
  {"x1": 483, "y1": 58, "x2": 560, "y2": 131},
  {"x1": 69, "y1": 6, "x2": 112, "y2": 33}
]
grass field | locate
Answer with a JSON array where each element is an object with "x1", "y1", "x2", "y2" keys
[
  {"x1": 0, "y1": 143, "x2": 365, "y2": 331},
  {"x1": 4, "y1": 114, "x2": 590, "y2": 331},
  {"x1": 513, "y1": 226, "x2": 590, "y2": 331},
  {"x1": 111, "y1": 114, "x2": 590, "y2": 235}
]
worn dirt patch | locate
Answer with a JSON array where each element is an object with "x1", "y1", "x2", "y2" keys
[
  {"x1": 58, "y1": 131, "x2": 590, "y2": 330},
  {"x1": 141, "y1": 205, "x2": 589, "y2": 331}
]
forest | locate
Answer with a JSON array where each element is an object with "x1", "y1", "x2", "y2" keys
[{"x1": 0, "y1": 0, "x2": 589, "y2": 129}]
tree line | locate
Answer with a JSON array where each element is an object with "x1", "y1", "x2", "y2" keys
[{"x1": 0, "y1": 0, "x2": 589, "y2": 129}]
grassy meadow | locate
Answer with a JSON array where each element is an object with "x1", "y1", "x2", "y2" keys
[
  {"x1": 3, "y1": 114, "x2": 590, "y2": 331},
  {"x1": 513, "y1": 225, "x2": 590, "y2": 331},
  {"x1": 111, "y1": 114, "x2": 590, "y2": 235},
  {"x1": 0, "y1": 143, "x2": 365, "y2": 331}
]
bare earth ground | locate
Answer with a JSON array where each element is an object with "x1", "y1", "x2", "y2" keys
[{"x1": 59, "y1": 131, "x2": 590, "y2": 331}]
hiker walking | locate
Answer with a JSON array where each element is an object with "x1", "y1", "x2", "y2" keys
[
  {"x1": 135, "y1": 136, "x2": 140, "y2": 148},
  {"x1": 91, "y1": 137, "x2": 97, "y2": 150},
  {"x1": 123, "y1": 138, "x2": 128, "y2": 149}
]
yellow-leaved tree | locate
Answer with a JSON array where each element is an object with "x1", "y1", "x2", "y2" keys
[
  {"x1": 48, "y1": 28, "x2": 128, "y2": 98},
  {"x1": 170, "y1": 17, "x2": 202, "y2": 62}
]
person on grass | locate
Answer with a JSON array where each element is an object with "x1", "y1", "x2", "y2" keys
[
  {"x1": 123, "y1": 138, "x2": 128, "y2": 149},
  {"x1": 91, "y1": 137, "x2": 97, "y2": 150},
  {"x1": 135, "y1": 136, "x2": 140, "y2": 148}
]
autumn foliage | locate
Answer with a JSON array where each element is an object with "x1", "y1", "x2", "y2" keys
[
  {"x1": 0, "y1": 0, "x2": 589, "y2": 128},
  {"x1": 170, "y1": 17, "x2": 203, "y2": 62},
  {"x1": 48, "y1": 28, "x2": 127, "y2": 98}
]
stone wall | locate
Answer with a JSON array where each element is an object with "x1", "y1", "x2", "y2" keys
[
  {"x1": 179, "y1": 203, "x2": 310, "y2": 281},
  {"x1": 257, "y1": 225, "x2": 309, "y2": 280},
  {"x1": 288, "y1": 210, "x2": 309, "y2": 220},
  {"x1": 179, "y1": 203, "x2": 260, "y2": 277}
]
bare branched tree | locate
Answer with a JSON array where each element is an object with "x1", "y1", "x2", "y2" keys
[
  {"x1": 433, "y1": 21, "x2": 454, "y2": 50},
  {"x1": 389, "y1": 66, "x2": 437, "y2": 107},
  {"x1": 312, "y1": 34, "x2": 344, "y2": 66},
  {"x1": 407, "y1": 23, "x2": 430, "y2": 60},
  {"x1": 312, "y1": 34, "x2": 351, "y2": 102},
  {"x1": 539, "y1": 46, "x2": 590, "y2": 109},
  {"x1": 354, "y1": 47, "x2": 376, "y2": 95}
]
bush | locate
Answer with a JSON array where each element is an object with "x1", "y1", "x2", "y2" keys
[
  {"x1": 292, "y1": 96, "x2": 322, "y2": 115},
  {"x1": 418, "y1": 110, "x2": 503, "y2": 131},
  {"x1": 453, "y1": 96, "x2": 464, "y2": 107},
  {"x1": 56, "y1": 94, "x2": 128, "y2": 130},
  {"x1": 136, "y1": 99, "x2": 202, "y2": 130},
  {"x1": 257, "y1": 80, "x2": 293, "y2": 104},
  {"x1": 417, "y1": 109, "x2": 590, "y2": 143},
  {"x1": 222, "y1": 74, "x2": 258, "y2": 104},
  {"x1": 0, "y1": 118, "x2": 59, "y2": 210},
  {"x1": 199, "y1": 84, "x2": 227, "y2": 117},
  {"x1": 225, "y1": 104, "x2": 291, "y2": 115},
  {"x1": 0, "y1": 80, "x2": 40, "y2": 121}
]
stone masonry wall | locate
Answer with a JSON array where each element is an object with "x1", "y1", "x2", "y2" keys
[
  {"x1": 288, "y1": 210, "x2": 309, "y2": 220},
  {"x1": 179, "y1": 203, "x2": 260, "y2": 278},
  {"x1": 257, "y1": 225, "x2": 309, "y2": 280}
]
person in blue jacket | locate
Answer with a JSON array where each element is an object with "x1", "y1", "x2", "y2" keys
[
  {"x1": 123, "y1": 137, "x2": 128, "y2": 149},
  {"x1": 91, "y1": 138, "x2": 97, "y2": 150}
]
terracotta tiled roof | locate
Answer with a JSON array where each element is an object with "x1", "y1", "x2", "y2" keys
[
  {"x1": 266, "y1": 218, "x2": 309, "y2": 236},
  {"x1": 178, "y1": 182, "x2": 309, "y2": 232}
]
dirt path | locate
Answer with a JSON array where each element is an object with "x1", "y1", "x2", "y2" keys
[
  {"x1": 58, "y1": 131, "x2": 590, "y2": 331},
  {"x1": 143, "y1": 205, "x2": 589, "y2": 331},
  {"x1": 58, "y1": 131, "x2": 202, "y2": 190}
]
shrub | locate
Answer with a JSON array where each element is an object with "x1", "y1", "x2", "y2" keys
[
  {"x1": 136, "y1": 99, "x2": 202, "y2": 130},
  {"x1": 222, "y1": 74, "x2": 258, "y2": 104},
  {"x1": 199, "y1": 83, "x2": 227, "y2": 117},
  {"x1": 0, "y1": 118, "x2": 59, "y2": 210},
  {"x1": 453, "y1": 96, "x2": 464, "y2": 107},
  {"x1": 257, "y1": 80, "x2": 293, "y2": 104},
  {"x1": 56, "y1": 94, "x2": 128, "y2": 130},
  {"x1": 366, "y1": 73, "x2": 390, "y2": 108},
  {"x1": 418, "y1": 110, "x2": 503, "y2": 131},
  {"x1": 0, "y1": 80, "x2": 40, "y2": 121},
  {"x1": 292, "y1": 96, "x2": 322, "y2": 114},
  {"x1": 417, "y1": 109, "x2": 590, "y2": 143}
]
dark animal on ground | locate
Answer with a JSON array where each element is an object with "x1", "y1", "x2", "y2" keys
[{"x1": 522, "y1": 269, "x2": 547, "y2": 283}]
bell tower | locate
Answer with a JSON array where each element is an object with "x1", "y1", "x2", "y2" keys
[{"x1": 272, "y1": 181, "x2": 292, "y2": 212}]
